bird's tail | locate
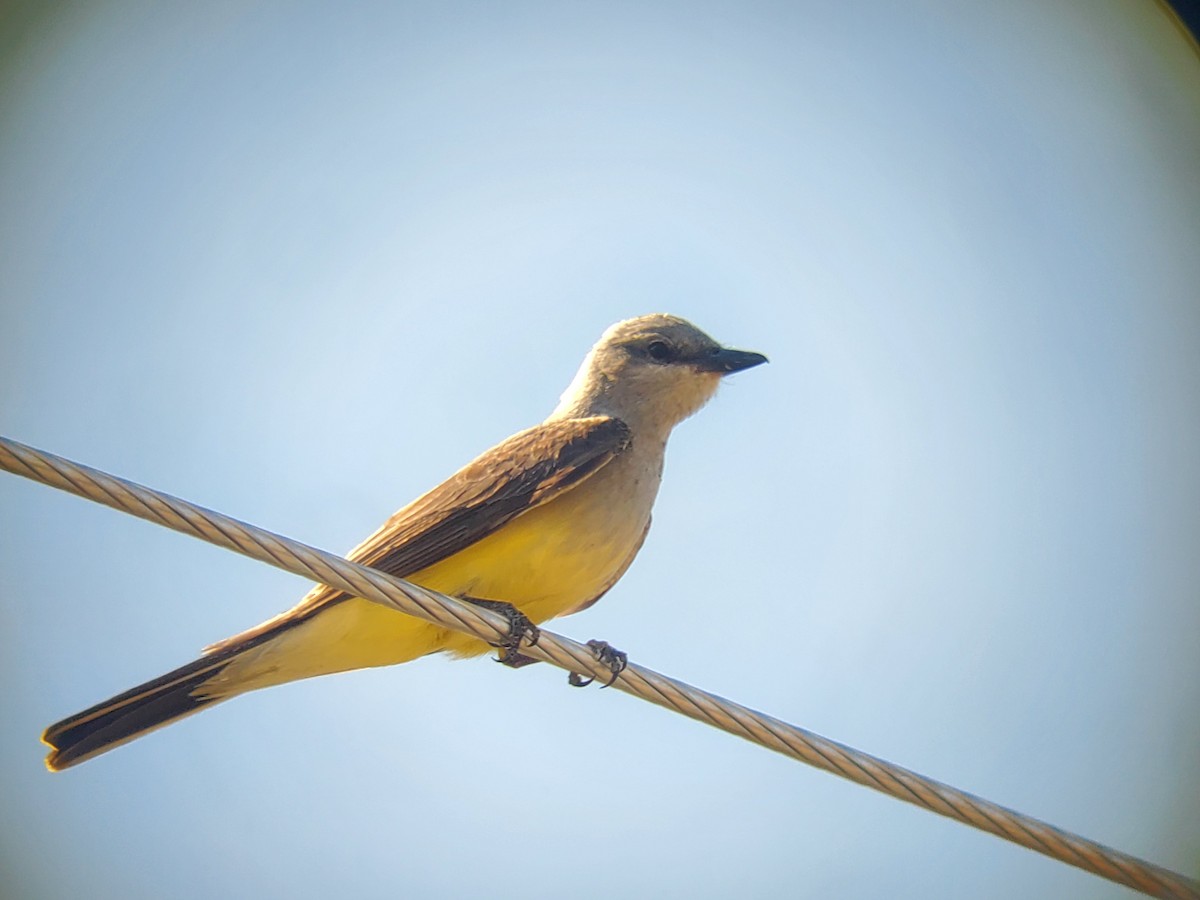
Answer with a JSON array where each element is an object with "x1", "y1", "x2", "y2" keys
[{"x1": 42, "y1": 643, "x2": 251, "y2": 772}]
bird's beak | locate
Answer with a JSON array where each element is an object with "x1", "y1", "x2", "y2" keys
[{"x1": 695, "y1": 347, "x2": 769, "y2": 375}]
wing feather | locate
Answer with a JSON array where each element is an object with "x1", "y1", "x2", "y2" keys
[
  {"x1": 204, "y1": 416, "x2": 631, "y2": 654},
  {"x1": 346, "y1": 415, "x2": 631, "y2": 575}
]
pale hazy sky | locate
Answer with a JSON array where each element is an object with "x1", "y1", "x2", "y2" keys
[{"x1": 2, "y1": 3, "x2": 1198, "y2": 899}]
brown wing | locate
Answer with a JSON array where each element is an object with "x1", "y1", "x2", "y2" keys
[
  {"x1": 204, "y1": 416, "x2": 631, "y2": 653},
  {"x1": 343, "y1": 415, "x2": 631, "y2": 576}
]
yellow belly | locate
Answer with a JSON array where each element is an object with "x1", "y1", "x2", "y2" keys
[{"x1": 209, "y1": 469, "x2": 651, "y2": 694}]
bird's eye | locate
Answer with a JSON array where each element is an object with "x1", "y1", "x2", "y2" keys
[{"x1": 646, "y1": 340, "x2": 673, "y2": 363}]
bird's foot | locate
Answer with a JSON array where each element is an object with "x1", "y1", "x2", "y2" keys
[
  {"x1": 463, "y1": 597, "x2": 541, "y2": 667},
  {"x1": 568, "y1": 639, "x2": 628, "y2": 688},
  {"x1": 495, "y1": 650, "x2": 541, "y2": 669}
]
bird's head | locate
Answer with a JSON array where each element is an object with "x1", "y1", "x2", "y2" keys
[{"x1": 552, "y1": 313, "x2": 767, "y2": 434}]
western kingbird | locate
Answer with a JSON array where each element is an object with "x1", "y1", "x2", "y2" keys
[{"x1": 42, "y1": 313, "x2": 766, "y2": 770}]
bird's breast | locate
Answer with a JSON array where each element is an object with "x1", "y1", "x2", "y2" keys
[{"x1": 410, "y1": 446, "x2": 660, "y2": 623}]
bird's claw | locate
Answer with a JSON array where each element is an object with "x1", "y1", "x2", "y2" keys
[
  {"x1": 463, "y1": 597, "x2": 541, "y2": 667},
  {"x1": 494, "y1": 649, "x2": 540, "y2": 669},
  {"x1": 568, "y1": 639, "x2": 628, "y2": 688}
]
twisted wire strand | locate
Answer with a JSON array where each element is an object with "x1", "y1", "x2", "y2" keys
[{"x1": 2, "y1": 434, "x2": 1195, "y2": 900}]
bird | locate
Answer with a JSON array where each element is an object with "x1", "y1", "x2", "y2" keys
[{"x1": 42, "y1": 313, "x2": 767, "y2": 770}]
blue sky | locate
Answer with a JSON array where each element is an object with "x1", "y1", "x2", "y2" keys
[{"x1": 2, "y1": 3, "x2": 1198, "y2": 898}]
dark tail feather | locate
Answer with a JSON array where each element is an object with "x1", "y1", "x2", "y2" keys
[
  {"x1": 44, "y1": 607, "x2": 319, "y2": 771},
  {"x1": 42, "y1": 651, "x2": 241, "y2": 771}
]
